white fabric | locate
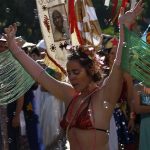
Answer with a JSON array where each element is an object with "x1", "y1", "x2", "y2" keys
[
  {"x1": 104, "y1": 0, "x2": 110, "y2": 6},
  {"x1": 39, "y1": 91, "x2": 65, "y2": 146},
  {"x1": 77, "y1": 22, "x2": 83, "y2": 31},
  {"x1": 33, "y1": 86, "x2": 42, "y2": 116},
  {"x1": 32, "y1": 85, "x2": 45, "y2": 149},
  {"x1": 109, "y1": 115, "x2": 118, "y2": 150},
  {"x1": 36, "y1": 39, "x2": 46, "y2": 50},
  {"x1": 85, "y1": 6, "x2": 98, "y2": 21},
  {"x1": 20, "y1": 111, "x2": 26, "y2": 135},
  {"x1": 130, "y1": 0, "x2": 137, "y2": 9},
  {"x1": 22, "y1": 42, "x2": 36, "y2": 48}
]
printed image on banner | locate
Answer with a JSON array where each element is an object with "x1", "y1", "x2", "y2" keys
[
  {"x1": 48, "y1": 4, "x2": 70, "y2": 42},
  {"x1": 36, "y1": 0, "x2": 70, "y2": 73}
]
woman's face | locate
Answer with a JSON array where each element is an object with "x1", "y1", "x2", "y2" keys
[
  {"x1": 52, "y1": 11, "x2": 63, "y2": 30},
  {"x1": 108, "y1": 46, "x2": 117, "y2": 67},
  {"x1": 67, "y1": 60, "x2": 91, "y2": 92}
]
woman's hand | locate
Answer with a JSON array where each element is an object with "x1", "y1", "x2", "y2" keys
[
  {"x1": 3, "y1": 23, "x2": 17, "y2": 48},
  {"x1": 118, "y1": 0, "x2": 144, "y2": 27}
]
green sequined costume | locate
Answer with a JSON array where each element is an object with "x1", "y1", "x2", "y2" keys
[
  {"x1": 0, "y1": 50, "x2": 35, "y2": 105},
  {"x1": 121, "y1": 26, "x2": 150, "y2": 87}
]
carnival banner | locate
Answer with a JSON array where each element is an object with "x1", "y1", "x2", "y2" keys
[
  {"x1": 36, "y1": 0, "x2": 103, "y2": 72},
  {"x1": 36, "y1": 0, "x2": 71, "y2": 74}
]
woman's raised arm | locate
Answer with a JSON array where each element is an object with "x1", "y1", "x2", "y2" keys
[
  {"x1": 3, "y1": 24, "x2": 75, "y2": 102},
  {"x1": 106, "y1": 0, "x2": 144, "y2": 105}
]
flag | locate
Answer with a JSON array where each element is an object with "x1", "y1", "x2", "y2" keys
[
  {"x1": 69, "y1": 0, "x2": 102, "y2": 50},
  {"x1": 111, "y1": 0, "x2": 129, "y2": 24}
]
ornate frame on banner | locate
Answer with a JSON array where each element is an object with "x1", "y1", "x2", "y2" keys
[{"x1": 36, "y1": 0, "x2": 70, "y2": 73}]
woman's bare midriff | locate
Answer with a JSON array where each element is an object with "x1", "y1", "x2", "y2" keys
[{"x1": 68, "y1": 128, "x2": 109, "y2": 150}]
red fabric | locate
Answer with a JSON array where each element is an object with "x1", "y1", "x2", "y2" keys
[
  {"x1": 113, "y1": 0, "x2": 129, "y2": 25},
  {"x1": 68, "y1": 0, "x2": 83, "y2": 44},
  {"x1": 60, "y1": 98, "x2": 93, "y2": 130},
  {"x1": 60, "y1": 87, "x2": 99, "y2": 130},
  {"x1": 111, "y1": 0, "x2": 118, "y2": 19},
  {"x1": 121, "y1": 0, "x2": 128, "y2": 8},
  {"x1": 68, "y1": 0, "x2": 75, "y2": 33}
]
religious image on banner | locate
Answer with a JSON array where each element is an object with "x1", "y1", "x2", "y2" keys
[
  {"x1": 36, "y1": 0, "x2": 70, "y2": 74},
  {"x1": 48, "y1": 4, "x2": 70, "y2": 42}
]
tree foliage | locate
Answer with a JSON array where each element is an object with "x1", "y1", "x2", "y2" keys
[
  {"x1": 0, "y1": 0, "x2": 42, "y2": 43},
  {"x1": 0, "y1": 0, "x2": 149, "y2": 42},
  {"x1": 93, "y1": 0, "x2": 150, "y2": 35}
]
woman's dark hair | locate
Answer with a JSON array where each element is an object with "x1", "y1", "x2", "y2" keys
[{"x1": 67, "y1": 47, "x2": 102, "y2": 82}]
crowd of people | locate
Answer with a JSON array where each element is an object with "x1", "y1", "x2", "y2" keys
[
  {"x1": 0, "y1": 0, "x2": 150, "y2": 150},
  {"x1": 0, "y1": 37, "x2": 66, "y2": 150}
]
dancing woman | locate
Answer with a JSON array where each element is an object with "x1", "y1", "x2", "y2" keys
[
  {"x1": 101, "y1": 34, "x2": 136, "y2": 149},
  {"x1": 3, "y1": 1, "x2": 143, "y2": 150}
]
